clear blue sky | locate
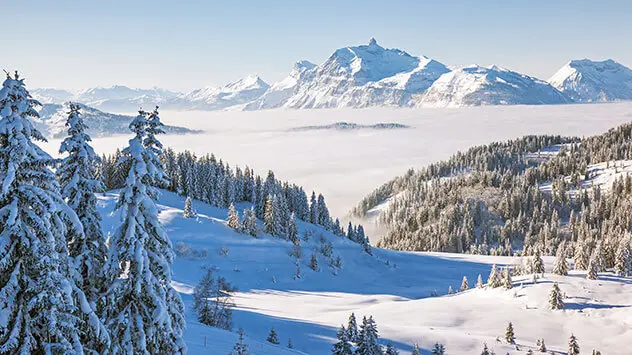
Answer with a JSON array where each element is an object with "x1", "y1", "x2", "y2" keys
[{"x1": 3, "y1": 0, "x2": 631, "y2": 91}]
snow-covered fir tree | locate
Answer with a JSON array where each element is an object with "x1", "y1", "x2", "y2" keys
[
  {"x1": 460, "y1": 276, "x2": 469, "y2": 291},
  {"x1": 553, "y1": 245, "x2": 569, "y2": 275},
  {"x1": 193, "y1": 267, "x2": 235, "y2": 330},
  {"x1": 549, "y1": 282, "x2": 564, "y2": 310},
  {"x1": 586, "y1": 254, "x2": 598, "y2": 280},
  {"x1": 267, "y1": 328, "x2": 280, "y2": 345},
  {"x1": 346, "y1": 312, "x2": 358, "y2": 343},
  {"x1": 505, "y1": 322, "x2": 515, "y2": 344},
  {"x1": 183, "y1": 196, "x2": 197, "y2": 218},
  {"x1": 356, "y1": 316, "x2": 381, "y2": 355},
  {"x1": 230, "y1": 328, "x2": 250, "y2": 355},
  {"x1": 431, "y1": 343, "x2": 445, "y2": 355},
  {"x1": 476, "y1": 274, "x2": 484, "y2": 288},
  {"x1": 384, "y1": 341, "x2": 399, "y2": 355},
  {"x1": 448, "y1": 285, "x2": 454, "y2": 294},
  {"x1": 411, "y1": 343, "x2": 421, "y2": 355},
  {"x1": 227, "y1": 203, "x2": 240, "y2": 230},
  {"x1": 0, "y1": 72, "x2": 108, "y2": 354},
  {"x1": 240, "y1": 208, "x2": 257, "y2": 237},
  {"x1": 539, "y1": 339, "x2": 547, "y2": 352},
  {"x1": 287, "y1": 337, "x2": 293, "y2": 349},
  {"x1": 532, "y1": 248, "x2": 545, "y2": 275},
  {"x1": 614, "y1": 238, "x2": 631, "y2": 276},
  {"x1": 309, "y1": 251, "x2": 319, "y2": 272},
  {"x1": 568, "y1": 334, "x2": 580, "y2": 355},
  {"x1": 104, "y1": 109, "x2": 186, "y2": 354},
  {"x1": 480, "y1": 342, "x2": 490, "y2": 355},
  {"x1": 288, "y1": 212, "x2": 299, "y2": 245},
  {"x1": 487, "y1": 264, "x2": 502, "y2": 288},
  {"x1": 502, "y1": 268, "x2": 513, "y2": 289},
  {"x1": 332, "y1": 325, "x2": 353, "y2": 355}
]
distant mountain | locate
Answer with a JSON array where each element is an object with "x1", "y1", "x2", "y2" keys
[
  {"x1": 36, "y1": 102, "x2": 198, "y2": 139},
  {"x1": 548, "y1": 59, "x2": 632, "y2": 102},
  {"x1": 178, "y1": 75, "x2": 269, "y2": 110},
  {"x1": 419, "y1": 65, "x2": 571, "y2": 107},
  {"x1": 32, "y1": 41, "x2": 632, "y2": 110}
]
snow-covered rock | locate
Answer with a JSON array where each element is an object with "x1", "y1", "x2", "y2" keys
[
  {"x1": 419, "y1": 65, "x2": 571, "y2": 107},
  {"x1": 179, "y1": 75, "x2": 270, "y2": 110},
  {"x1": 548, "y1": 59, "x2": 632, "y2": 102},
  {"x1": 37, "y1": 102, "x2": 197, "y2": 138}
]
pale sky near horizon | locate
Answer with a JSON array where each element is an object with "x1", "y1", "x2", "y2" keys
[{"x1": 3, "y1": 0, "x2": 631, "y2": 92}]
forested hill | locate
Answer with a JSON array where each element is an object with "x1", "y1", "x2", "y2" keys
[{"x1": 353, "y1": 121, "x2": 632, "y2": 275}]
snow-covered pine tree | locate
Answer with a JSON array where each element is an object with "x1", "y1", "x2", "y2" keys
[
  {"x1": 411, "y1": 343, "x2": 421, "y2": 355},
  {"x1": 240, "y1": 208, "x2": 257, "y2": 237},
  {"x1": 104, "y1": 109, "x2": 186, "y2": 354},
  {"x1": 356, "y1": 316, "x2": 381, "y2": 355},
  {"x1": 460, "y1": 276, "x2": 469, "y2": 291},
  {"x1": 586, "y1": 254, "x2": 598, "y2": 280},
  {"x1": 317, "y1": 193, "x2": 331, "y2": 229},
  {"x1": 532, "y1": 248, "x2": 545, "y2": 275},
  {"x1": 287, "y1": 337, "x2": 293, "y2": 349},
  {"x1": 227, "y1": 203, "x2": 240, "y2": 230},
  {"x1": 267, "y1": 328, "x2": 280, "y2": 345},
  {"x1": 58, "y1": 102, "x2": 108, "y2": 304},
  {"x1": 480, "y1": 342, "x2": 490, "y2": 355},
  {"x1": 568, "y1": 334, "x2": 580, "y2": 355},
  {"x1": 309, "y1": 191, "x2": 318, "y2": 224},
  {"x1": 614, "y1": 238, "x2": 631, "y2": 276},
  {"x1": 549, "y1": 282, "x2": 564, "y2": 310},
  {"x1": 332, "y1": 325, "x2": 353, "y2": 355},
  {"x1": 264, "y1": 194, "x2": 276, "y2": 235},
  {"x1": 539, "y1": 339, "x2": 547, "y2": 352},
  {"x1": 346, "y1": 312, "x2": 358, "y2": 343},
  {"x1": 384, "y1": 341, "x2": 399, "y2": 355},
  {"x1": 431, "y1": 343, "x2": 445, "y2": 355},
  {"x1": 0, "y1": 72, "x2": 108, "y2": 353},
  {"x1": 502, "y1": 268, "x2": 513, "y2": 289},
  {"x1": 505, "y1": 322, "x2": 515, "y2": 344},
  {"x1": 553, "y1": 245, "x2": 569, "y2": 275},
  {"x1": 288, "y1": 212, "x2": 299, "y2": 245},
  {"x1": 230, "y1": 328, "x2": 250, "y2": 355},
  {"x1": 487, "y1": 264, "x2": 501, "y2": 288},
  {"x1": 476, "y1": 274, "x2": 484, "y2": 288},
  {"x1": 448, "y1": 285, "x2": 453, "y2": 294},
  {"x1": 309, "y1": 251, "x2": 319, "y2": 272},
  {"x1": 183, "y1": 196, "x2": 197, "y2": 218}
]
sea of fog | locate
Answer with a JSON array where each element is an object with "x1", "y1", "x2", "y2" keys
[{"x1": 41, "y1": 102, "x2": 632, "y2": 232}]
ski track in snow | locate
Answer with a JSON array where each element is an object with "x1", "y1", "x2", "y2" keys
[{"x1": 97, "y1": 190, "x2": 632, "y2": 354}]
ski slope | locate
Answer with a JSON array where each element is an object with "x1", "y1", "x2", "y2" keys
[{"x1": 98, "y1": 190, "x2": 632, "y2": 354}]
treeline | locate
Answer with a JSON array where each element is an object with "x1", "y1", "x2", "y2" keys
[
  {"x1": 357, "y1": 122, "x2": 632, "y2": 269},
  {"x1": 98, "y1": 147, "x2": 371, "y2": 250}
]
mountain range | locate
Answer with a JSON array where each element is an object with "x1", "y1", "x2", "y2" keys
[{"x1": 32, "y1": 38, "x2": 632, "y2": 111}]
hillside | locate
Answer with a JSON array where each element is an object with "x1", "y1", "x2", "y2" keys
[
  {"x1": 97, "y1": 190, "x2": 631, "y2": 354},
  {"x1": 549, "y1": 59, "x2": 632, "y2": 102}
]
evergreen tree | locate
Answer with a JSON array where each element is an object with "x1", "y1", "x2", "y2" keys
[
  {"x1": 183, "y1": 196, "x2": 197, "y2": 218},
  {"x1": 431, "y1": 343, "x2": 445, "y2": 355},
  {"x1": 460, "y1": 276, "x2": 469, "y2": 291},
  {"x1": 505, "y1": 322, "x2": 515, "y2": 344},
  {"x1": 230, "y1": 328, "x2": 250, "y2": 355},
  {"x1": 539, "y1": 339, "x2": 547, "y2": 352},
  {"x1": 502, "y1": 268, "x2": 513, "y2": 289},
  {"x1": 532, "y1": 248, "x2": 545, "y2": 275},
  {"x1": 0, "y1": 72, "x2": 108, "y2": 354},
  {"x1": 448, "y1": 285, "x2": 454, "y2": 294},
  {"x1": 346, "y1": 313, "x2": 359, "y2": 343},
  {"x1": 411, "y1": 343, "x2": 421, "y2": 355},
  {"x1": 476, "y1": 274, "x2": 484, "y2": 288},
  {"x1": 384, "y1": 342, "x2": 399, "y2": 355},
  {"x1": 241, "y1": 208, "x2": 257, "y2": 237},
  {"x1": 288, "y1": 212, "x2": 299, "y2": 245},
  {"x1": 487, "y1": 264, "x2": 501, "y2": 288},
  {"x1": 309, "y1": 191, "x2": 318, "y2": 224},
  {"x1": 553, "y1": 245, "x2": 569, "y2": 275},
  {"x1": 193, "y1": 267, "x2": 235, "y2": 330},
  {"x1": 104, "y1": 109, "x2": 186, "y2": 354},
  {"x1": 332, "y1": 325, "x2": 353, "y2": 355},
  {"x1": 586, "y1": 254, "x2": 598, "y2": 280},
  {"x1": 309, "y1": 251, "x2": 320, "y2": 272},
  {"x1": 227, "y1": 203, "x2": 240, "y2": 230},
  {"x1": 287, "y1": 337, "x2": 293, "y2": 349},
  {"x1": 614, "y1": 238, "x2": 631, "y2": 276},
  {"x1": 481, "y1": 342, "x2": 490, "y2": 355},
  {"x1": 267, "y1": 328, "x2": 280, "y2": 345},
  {"x1": 549, "y1": 282, "x2": 564, "y2": 310},
  {"x1": 356, "y1": 316, "x2": 381, "y2": 355},
  {"x1": 568, "y1": 334, "x2": 580, "y2": 355}
]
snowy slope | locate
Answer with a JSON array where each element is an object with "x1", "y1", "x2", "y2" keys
[
  {"x1": 36, "y1": 102, "x2": 197, "y2": 138},
  {"x1": 540, "y1": 159, "x2": 632, "y2": 196},
  {"x1": 31, "y1": 88, "x2": 74, "y2": 104},
  {"x1": 243, "y1": 61, "x2": 317, "y2": 110},
  {"x1": 419, "y1": 65, "x2": 571, "y2": 107},
  {"x1": 97, "y1": 190, "x2": 632, "y2": 354},
  {"x1": 74, "y1": 85, "x2": 180, "y2": 112},
  {"x1": 178, "y1": 75, "x2": 270, "y2": 110},
  {"x1": 548, "y1": 59, "x2": 632, "y2": 102}
]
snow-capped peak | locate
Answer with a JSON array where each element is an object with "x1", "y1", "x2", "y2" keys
[{"x1": 548, "y1": 59, "x2": 632, "y2": 102}]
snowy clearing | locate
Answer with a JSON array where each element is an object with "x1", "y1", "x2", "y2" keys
[{"x1": 98, "y1": 190, "x2": 632, "y2": 354}]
